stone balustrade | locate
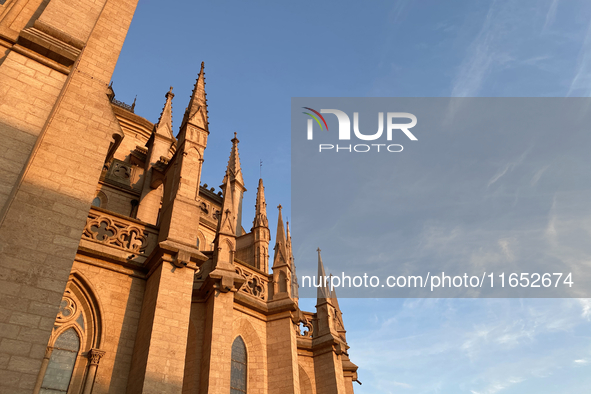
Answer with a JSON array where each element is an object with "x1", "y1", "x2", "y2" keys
[
  {"x1": 234, "y1": 262, "x2": 271, "y2": 301},
  {"x1": 82, "y1": 208, "x2": 158, "y2": 257}
]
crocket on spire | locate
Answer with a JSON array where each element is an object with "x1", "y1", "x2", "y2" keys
[
  {"x1": 317, "y1": 248, "x2": 330, "y2": 300},
  {"x1": 218, "y1": 174, "x2": 236, "y2": 236},
  {"x1": 253, "y1": 178, "x2": 268, "y2": 228},
  {"x1": 272, "y1": 205, "x2": 288, "y2": 269},
  {"x1": 287, "y1": 221, "x2": 299, "y2": 300},
  {"x1": 223, "y1": 132, "x2": 245, "y2": 186},
  {"x1": 154, "y1": 87, "x2": 175, "y2": 139},
  {"x1": 182, "y1": 61, "x2": 208, "y2": 131}
]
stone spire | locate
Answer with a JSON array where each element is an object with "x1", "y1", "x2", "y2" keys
[
  {"x1": 218, "y1": 173, "x2": 236, "y2": 237},
  {"x1": 317, "y1": 248, "x2": 329, "y2": 300},
  {"x1": 208, "y1": 155, "x2": 244, "y2": 286},
  {"x1": 287, "y1": 222, "x2": 299, "y2": 300},
  {"x1": 154, "y1": 66, "x2": 208, "y2": 243},
  {"x1": 181, "y1": 61, "x2": 208, "y2": 131},
  {"x1": 330, "y1": 283, "x2": 345, "y2": 334},
  {"x1": 291, "y1": 259, "x2": 300, "y2": 301},
  {"x1": 135, "y1": 87, "x2": 176, "y2": 225},
  {"x1": 286, "y1": 221, "x2": 291, "y2": 259},
  {"x1": 154, "y1": 87, "x2": 175, "y2": 139},
  {"x1": 272, "y1": 205, "x2": 288, "y2": 269},
  {"x1": 252, "y1": 178, "x2": 270, "y2": 272},
  {"x1": 221, "y1": 134, "x2": 246, "y2": 236},
  {"x1": 330, "y1": 285, "x2": 341, "y2": 315},
  {"x1": 271, "y1": 205, "x2": 292, "y2": 299},
  {"x1": 223, "y1": 132, "x2": 245, "y2": 186},
  {"x1": 253, "y1": 178, "x2": 268, "y2": 228}
]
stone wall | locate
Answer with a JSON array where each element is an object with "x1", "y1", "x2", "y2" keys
[
  {"x1": 71, "y1": 260, "x2": 145, "y2": 393},
  {"x1": 0, "y1": 0, "x2": 140, "y2": 391}
]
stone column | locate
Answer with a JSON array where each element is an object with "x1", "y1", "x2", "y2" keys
[
  {"x1": 267, "y1": 312, "x2": 301, "y2": 394},
  {"x1": 313, "y1": 347, "x2": 347, "y2": 394},
  {"x1": 127, "y1": 253, "x2": 198, "y2": 394},
  {"x1": 32, "y1": 347, "x2": 53, "y2": 394},
  {"x1": 82, "y1": 348, "x2": 105, "y2": 394},
  {"x1": 198, "y1": 288, "x2": 235, "y2": 393}
]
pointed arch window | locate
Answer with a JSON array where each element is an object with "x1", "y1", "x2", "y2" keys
[
  {"x1": 35, "y1": 275, "x2": 105, "y2": 394},
  {"x1": 230, "y1": 336, "x2": 247, "y2": 394},
  {"x1": 40, "y1": 328, "x2": 80, "y2": 393}
]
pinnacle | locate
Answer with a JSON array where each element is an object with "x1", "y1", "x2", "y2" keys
[
  {"x1": 253, "y1": 177, "x2": 268, "y2": 228},
  {"x1": 224, "y1": 133, "x2": 244, "y2": 185},
  {"x1": 181, "y1": 61, "x2": 208, "y2": 131},
  {"x1": 317, "y1": 248, "x2": 329, "y2": 300},
  {"x1": 218, "y1": 172, "x2": 235, "y2": 236},
  {"x1": 272, "y1": 204, "x2": 288, "y2": 269},
  {"x1": 154, "y1": 86, "x2": 174, "y2": 139}
]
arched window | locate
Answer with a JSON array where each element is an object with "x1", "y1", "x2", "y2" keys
[
  {"x1": 35, "y1": 274, "x2": 105, "y2": 394},
  {"x1": 40, "y1": 328, "x2": 80, "y2": 393},
  {"x1": 230, "y1": 336, "x2": 247, "y2": 394},
  {"x1": 92, "y1": 191, "x2": 108, "y2": 209}
]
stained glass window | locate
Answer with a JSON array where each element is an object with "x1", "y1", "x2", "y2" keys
[
  {"x1": 40, "y1": 329, "x2": 79, "y2": 393},
  {"x1": 230, "y1": 336, "x2": 247, "y2": 394}
]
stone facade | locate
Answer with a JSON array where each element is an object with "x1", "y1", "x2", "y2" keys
[{"x1": 0, "y1": 1, "x2": 358, "y2": 393}]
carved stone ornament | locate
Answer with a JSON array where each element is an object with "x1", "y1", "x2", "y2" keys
[
  {"x1": 295, "y1": 318, "x2": 313, "y2": 338},
  {"x1": 88, "y1": 349, "x2": 106, "y2": 365},
  {"x1": 56, "y1": 296, "x2": 77, "y2": 323},
  {"x1": 235, "y1": 266, "x2": 267, "y2": 300},
  {"x1": 83, "y1": 214, "x2": 147, "y2": 253}
]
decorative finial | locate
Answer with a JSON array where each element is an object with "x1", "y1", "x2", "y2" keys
[
  {"x1": 165, "y1": 86, "x2": 174, "y2": 99},
  {"x1": 317, "y1": 247, "x2": 321, "y2": 252},
  {"x1": 278, "y1": 204, "x2": 282, "y2": 211}
]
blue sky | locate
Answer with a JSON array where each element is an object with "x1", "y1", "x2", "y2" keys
[{"x1": 111, "y1": 1, "x2": 591, "y2": 392}]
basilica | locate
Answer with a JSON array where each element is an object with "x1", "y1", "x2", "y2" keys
[{"x1": 0, "y1": 0, "x2": 358, "y2": 393}]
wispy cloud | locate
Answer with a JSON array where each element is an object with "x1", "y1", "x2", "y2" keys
[
  {"x1": 451, "y1": 0, "x2": 588, "y2": 97},
  {"x1": 578, "y1": 299, "x2": 591, "y2": 320},
  {"x1": 391, "y1": 381, "x2": 412, "y2": 389},
  {"x1": 388, "y1": 0, "x2": 415, "y2": 24},
  {"x1": 344, "y1": 298, "x2": 591, "y2": 393},
  {"x1": 487, "y1": 163, "x2": 511, "y2": 187},
  {"x1": 451, "y1": 2, "x2": 499, "y2": 97},
  {"x1": 544, "y1": 0, "x2": 560, "y2": 30},
  {"x1": 470, "y1": 377, "x2": 524, "y2": 394},
  {"x1": 545, "y1": 194, "x2": 558, "y2": 240},
  {"x1": 530, "y1": 164, "x2": 550, "y2": 186},
  {"x1": 568, "y1": 18, "x2": 591, "y2": 96},
  {"x1": 498, "y1": 238, "x2": 516, "y2": 261},
  {"x1": 487, "y1": 148, "x2": 530, "y2": 187}
]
